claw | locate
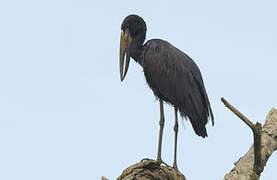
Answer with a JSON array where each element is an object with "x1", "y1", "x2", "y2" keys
[
  {"x1": 140, "y1": 158, "x2": 152, "y2": 162},
  {"x1": 173, "y1": 164, "x2": 179, "y2": 171},
  {"x1": 141, "y1": 158, "x2": 171, "y2": 168},
  {"x1": 156, "y1": 158, "x2": 171, "y2": 167}
]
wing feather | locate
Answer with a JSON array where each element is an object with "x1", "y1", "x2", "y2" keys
[{"x1": 143, "y1": 39, "x2": 214, "y2": 137}]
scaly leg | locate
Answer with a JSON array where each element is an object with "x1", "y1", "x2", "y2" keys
[
  {"x1": 173, "y1": 107, "x2": 179, "y2": 170},
  {"x1": 157, "y1": 99, "x2": 165, "y2": 163}
]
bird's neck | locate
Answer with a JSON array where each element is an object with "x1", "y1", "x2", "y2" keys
[{"x1": 130, "y1": 40, "x2": 144, "y2": 66}]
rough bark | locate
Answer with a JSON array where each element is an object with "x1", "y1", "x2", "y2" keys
[
  {"x1": 224, "y1": 108, "x2": 277, "y2": 180},
  {"x1": 116, "y1": 159, "x2": 186, "y2": 180}
]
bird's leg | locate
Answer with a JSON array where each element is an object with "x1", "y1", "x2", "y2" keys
[
  {"x1": 156, "y1": 99, "x2": 165, "y2": 163},
  {"x1": 173, "y1": 107, "x2": 179, "y2": 170}
]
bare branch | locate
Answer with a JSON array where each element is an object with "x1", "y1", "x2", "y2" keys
[
  {"x1": 221, "y1": 97, "x2": 263, "y2": 175},
  {"x1": 221, "y1": 98, "x2": 277, "y2": 179},
  {"x1": 221, "y1": 98, "x2": 254, "y2": 129}
]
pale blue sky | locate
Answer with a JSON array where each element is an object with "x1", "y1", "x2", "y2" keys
[{"x1": 0, "y1": 0, "x2": 276, "y2": 179}]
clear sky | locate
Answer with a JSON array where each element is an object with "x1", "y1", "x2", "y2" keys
[{"x1": 0, "y1": 0, "x2": 276, "y2": 179}]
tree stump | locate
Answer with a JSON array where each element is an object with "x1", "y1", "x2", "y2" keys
[{"x1": 116, "y1": 159, "x2": 186, "y2": 180}]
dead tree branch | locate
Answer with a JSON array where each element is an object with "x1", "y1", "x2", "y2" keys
[
  {"x1": 222, "y1": 98, "x2": 277, "y2": 180},
  {"x1": 221, "y1": 97, "x2": 263, "y2": 175}
]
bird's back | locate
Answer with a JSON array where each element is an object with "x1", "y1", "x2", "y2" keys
[{"x1": 142, "y1": 39, "x2": 214, "y2": 137}]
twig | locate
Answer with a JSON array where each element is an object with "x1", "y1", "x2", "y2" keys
[{"x1": 221, "y1": 97, "x2": 263, "y2": 175}]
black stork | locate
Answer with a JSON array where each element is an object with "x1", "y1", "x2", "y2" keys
[{"x1": 119, "y1": 14, "x2": 214, "y2": 169}]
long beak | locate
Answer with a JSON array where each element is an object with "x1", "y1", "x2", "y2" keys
[{"x1": 119, "y1": 29, "x2": 132, "y2": 81}]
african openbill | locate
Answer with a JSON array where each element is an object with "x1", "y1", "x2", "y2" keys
[{"x1": 119, "y1": 14, "x2": 214, "y2": 169}]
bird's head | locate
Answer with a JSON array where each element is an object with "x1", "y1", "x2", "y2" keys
[{"x1": 119, "y1": 14, "x2": 146, "y2": 81}]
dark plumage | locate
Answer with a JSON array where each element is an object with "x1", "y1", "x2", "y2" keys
[
  {"x1": 119, "y1": 14, "x2": 214, "y2": 169},
  {"x1": 143, "y1": 39, "x2": 214, "y2": 137}
]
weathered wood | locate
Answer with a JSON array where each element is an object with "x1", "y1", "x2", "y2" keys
[
  {"x1": 224, "y1": 108, "x2": 277, "y2": 180},
  {"x1": 116, "y1": 160, "x2": 186, "y2": 180},
  {"x1": 221, "y1": 98, "x2": 263, "y2": 175}
]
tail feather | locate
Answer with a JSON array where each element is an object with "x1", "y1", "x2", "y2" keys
[
  {"x1": 176, "y1": 73, "x2": 213, "y2": 138},
  {"x1": 179, "y1": 105, "x2": 208, "y2": 138},
  {"x1": 178, "y1": 91, "x2": 211, "y2": 138}
]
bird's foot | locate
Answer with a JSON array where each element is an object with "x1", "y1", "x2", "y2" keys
[
  {"x1": 173, "y1": 164, "x2": 179, "y2": 171},
  {"x1": 156, "y1": 158, "x2": 171, "y2": 167},
  {"x1": 140, "y1": 158, "x2": 171, "y2": 168},
  {"x1": 140, "y1": 158, "x2": 153, "y2": 162}
]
